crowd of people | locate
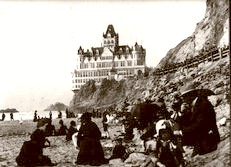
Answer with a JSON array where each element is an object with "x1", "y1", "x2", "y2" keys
[{"x1": 15, "y1": 83, "x2": 220, "y2": 167}]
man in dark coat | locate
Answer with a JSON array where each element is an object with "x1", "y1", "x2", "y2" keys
[
  {"x1": 175, "y1": 83, "x2": 220, "y2": 156},
  {"x1": 76, "y1": 112, "x2": 108, "y2": 166}
]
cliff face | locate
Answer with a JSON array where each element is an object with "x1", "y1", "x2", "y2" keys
[
  {"x1": 70, "y1": 0, "x2": 229, "y2": 112},
  {"x1": 157, "y1": 0, "x2": 229, "y2": 68}
]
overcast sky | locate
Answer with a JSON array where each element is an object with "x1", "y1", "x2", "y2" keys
[{"x1": 0, "y1": 0, "x2": 206, "y2": 112}]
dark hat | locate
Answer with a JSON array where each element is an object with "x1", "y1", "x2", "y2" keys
[
  {"x1": 81, "y1": 112, "x2": 92, "y2": 122},
  {"x1": 180, "y1": 83, "x2": 198, "y2": 97},
  {"x1": 37, "y1": 118, "x2": 49, "y2": 128}
]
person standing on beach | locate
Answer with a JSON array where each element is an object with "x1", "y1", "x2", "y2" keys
[
  {"x1": 58, "y1": 110, "x2": 62, "y2": 119},
  {"x1": 1, "y1": 112, "x2": 5, "y2": 121},
  {"x1": 76, "y1": 112, "x2": 108, "y2": 166},
  {"x1": 49, "y1": 111, "x2": 52, "y2": 120},
  {"x1": 33, "y1": 110, "x2": 38, "y2": 122},
  {"x1": 102, "y1": 110, "x2": 110, "y2": 139},
  {"x1": 10, "y1": 112, "x2": 14, "y2": 121}
]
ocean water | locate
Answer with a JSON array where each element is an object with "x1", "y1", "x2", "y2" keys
[{"x1": 1, "y1": 110, "x2": 66, "y2": 121}]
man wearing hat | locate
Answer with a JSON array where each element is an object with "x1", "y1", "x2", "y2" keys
[{"x1": 174, "y1": 83, "x2": 220, "y2": 156}]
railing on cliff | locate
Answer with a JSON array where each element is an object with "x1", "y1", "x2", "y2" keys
[{"x1": 153, "y1": 46, "x2": 229, "y2": 76}]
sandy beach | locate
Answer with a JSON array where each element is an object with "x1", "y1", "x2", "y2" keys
[{"x1": 0, "y1": 105, "x2": 230, "y2": 167}]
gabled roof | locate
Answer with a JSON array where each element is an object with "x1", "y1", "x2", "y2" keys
[
  {"x1": 103, "y1": 24, "x2": 117, "y2": 38},
  {"x1": 91, "y1": 47, "x2": 104, "y2": 56},
  {"x1": 134, "y1": 42, "x2": 145, "y2": 51},
  {"x1": 114, "y1": 45, "x2": 131, "y2": 54}
]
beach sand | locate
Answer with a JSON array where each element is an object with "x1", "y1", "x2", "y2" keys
[{"x1": 0, "y1": 108, "x2": 230, "y2": 167}]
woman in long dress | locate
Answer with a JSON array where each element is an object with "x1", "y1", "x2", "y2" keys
[{"x1": 76, "y1": 112, "x2": 108, "y2": 166}]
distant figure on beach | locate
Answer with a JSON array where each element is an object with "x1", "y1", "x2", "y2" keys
[
  {"x1": 58, "y1": 110, "x2": 62, "y2": 119},
  {"x1": 66, "y1": 120, "x2": 78, "y2": 141},
  {"x1": 57, "y1": 119, "x2": 67, "y2": 136},
  {"x1": 102, "y1": 110, "x2": 110, "y2": 139},
  {"x1": 1, "y1": 112, "x2": 5, "y2": 121},
  {"x1": 76, "y1": 112, "x2": 108, "y2": 166},
  {"x1": 10, "y1": 112, "x2": 14, "y2": 121},
  {"x1": 49, "y1": 111, "x2": 52, "y2": 120},
  {"x1": 33, "y1": 110, "x2": 38, "y2": 122},
  {"x1": 65, "y1": 108, "x2": 69, "y2": 118},
  {"x1": 16, "y1": 118, "x2": 55, "y2": 166}
]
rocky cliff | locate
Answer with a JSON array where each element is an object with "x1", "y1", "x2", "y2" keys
[
  {"x1": 70, "y1": 0, "x2": 229, "y2": 112},
  {"x1": 157, "y1": 0, "x2": 229, "y2": 68}
]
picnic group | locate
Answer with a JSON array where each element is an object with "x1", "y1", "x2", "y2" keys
[{"x1": 15, "y1": 83, "x2": 221, "y2": 167}]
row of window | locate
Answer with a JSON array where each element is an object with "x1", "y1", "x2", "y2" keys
[
  {"x1": 80, "y1": 60, "x2": 140, "y2": 69},
  {"x1": 74, "y1": 70, "x2": 110, "y2": 77},
  {"x1": 74, "y1": 69, "x2": 135, "y2": 78},
  {"x1": 79, "y1": 53, "x2": 143, "y2": 62},
  {"x1": 104, "y1": 39, "x2": 114, "y2": 44},
  {"x1": 101, "y1": 56, "x2": 113, "y2": 60},
  {"x1": 73, "y1": 77, "x2": 106, "y2": 86}
]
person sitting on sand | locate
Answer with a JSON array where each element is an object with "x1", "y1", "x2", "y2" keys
[
  {"x1": 66, "y1": 120, "x2": 78, "y2": 141},
  {"x1": 109, "y1": 137, "x2": 128, "y2": 161},
  {"x1": 57, "y1": 119, "x2": 68, "y2": 136},
  {"x1": 16, "y1": 119, "x2": 55, "y2": 166},
  {"x1": 45, "y1": 119, "x2": 56, "y2": 136}
]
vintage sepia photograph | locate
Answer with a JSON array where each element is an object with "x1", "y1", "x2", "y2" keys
[{"x1": 0, "y1": 0, "x2": 229, "y2": 166}]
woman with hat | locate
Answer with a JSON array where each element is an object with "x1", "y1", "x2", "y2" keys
[
  {"x1": 16, "y1": 118, "x2": 55, "y2": 166},
  {"x1": 174, "y1": 83, "x2": 220, "y2": 156},
  {"x1": 76, "y1": 112, "x2": 108, "y2": 165}
]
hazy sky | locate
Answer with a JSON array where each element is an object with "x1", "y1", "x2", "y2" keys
[{"x1": 0, "y1": 0, "x2": 206, "y2": 112}]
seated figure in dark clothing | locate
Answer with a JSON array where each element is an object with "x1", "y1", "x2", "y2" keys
[
  {"x1": 109, "y1": 137, "x2": 128, "y2": 161},
  {"x1": 16, "y1": 119, "x2": 55, "y2": 166},
  {"x1": 44, "y1": 119, "x2": 56, "y2": 136},
  {"x1": 57, "y1": 119, "x2": 68, "y2": 136},
  {"x1": 66, "y1": 120, "x2": 78, "y2": 141}
]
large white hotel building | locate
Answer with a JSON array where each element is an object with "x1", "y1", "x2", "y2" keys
[{"x1": 72, "y1": 25, "x2": 146, "y2": 91}]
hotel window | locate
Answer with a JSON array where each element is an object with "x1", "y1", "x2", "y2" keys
[
  {"x1": 121, "y1": 61, "x2": 125, "y2": 66},
  {"x1": 127, "y1": 61, "x2": 132, "y2": 66},
  {"x1": 137, "y1": 60, "x2": 144, "y2": 65}
]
